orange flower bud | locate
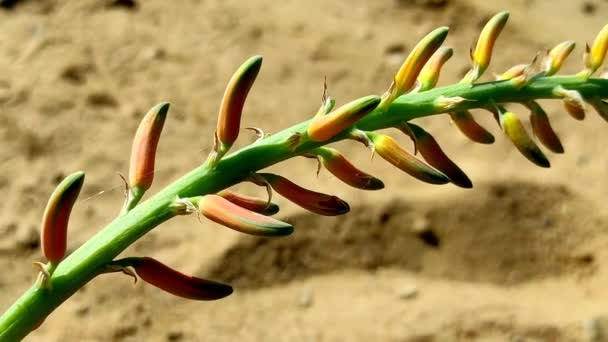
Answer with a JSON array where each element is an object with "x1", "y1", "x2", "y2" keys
[
  {"x1": 369, "y1": 133, "x2": 449, "y2": 184},
  {"x1": 498, "y1": 109, "x2": 550, "y2": 168},
  {"x1": 217, "y1": 190, "x2": 279, "y2": 215},
  {"x1": 526, "y1": 101, "x2": 564, "y2": 154},
  {"x1": 449, "y1": 111, "x2": 495, "y2": 144},
  {"x1": 463, "y1": 11, "x2": 509, "y2": 83},
  {"x1": 132, "y1": 257, "x2": 232, "y2": 301},
  {"x1": 393, "y1": 27, "x2": 449, "y2": 96},
  {"x1": 307, "y1": 95, "x2": 380, "y2": 142},
  {"x1": 216, "y1": 55, "x2": 263, "y2": 150},
  {"x1": 553, "y1": 86, "x2": 586, "y2": 120},
  {"x1": 259, "y1": 173, "x2": 350, "y2": 216},
  {"x1": 417, "y1": 47, "x2": 453, "y2": 92},
  {"x1": 543, "y1": 40, "x2": 575, "y2": 76},
  {"x1": 41, "y1": 171, "x2": 85, "y2": 263},
  {"x1": 496, "y1": 64, "x2": 527, "y2": 81},
  {"x1": 585, "y1": 24, "x2": 608, "y2": 75},
  {"x1": 316, "y1": 147, "x2": 384, "y2": 190},
  {"x1": 129, "y1": 102, "x2": 169, "y2": 195},
  {"x1": 401, "y1": 124, "x2": 472, "y2": 188},
  {"x1": 198, "y1": 195, "x2": 292, "y2": 236}
]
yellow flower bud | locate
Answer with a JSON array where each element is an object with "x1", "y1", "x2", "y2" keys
[
  {"x1": 392, "y1": 27, "x2": 449, "y2": 96},
  {"x1": 543, "y1": 40, "x2": 575, "y2": 76},
  {"x1": 416, "y1": 47, "x2": 453, "y2": 92},
  {"x1": 463, "y1": 11, "x2": 510, "y2": 83}
]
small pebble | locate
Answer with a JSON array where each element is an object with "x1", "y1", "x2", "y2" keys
[
  {"x1": 298, "y1": 287, "x2": 314, "y2": 308},
  {"x1": 583, "y1": 317, "x2": 602, "y2": 341},
  {"x1": 398, "y1": 286, "x2": 418, "y2": 300}
]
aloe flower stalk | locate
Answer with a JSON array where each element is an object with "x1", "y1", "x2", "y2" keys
[{"x1": 2, "y1": 11, "x2": 608, "y2": 341}]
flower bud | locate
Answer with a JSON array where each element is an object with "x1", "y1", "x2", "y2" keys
[
  {"x1": 41, "y1": 171, "x2": 85, "y2": 263},
  {"x1": 198, "y1": 195, "x2": 293, "y2": 236},
  {"x1": 553, "y1": 86, "x2": 586, "y2": 120},
  {"x1": 307, "y1": 95, "x2": 380, "y2": 142},
  {"x1": 449, "y1": 111, "x2": 495, "y2": 144},
  {"x1": 315, "y1": 147, "x2": 384, "y2": 190},
  {"x1": 417, "y1": 47, "x2": 453, "y2": 92},
  {"x1": 129, "y1": 102, "x2": 169, "y2": 195},
  {"x1": 369, "y1": 133, "x2": 449, "y2": 184},
  {"x1": 131, "y1": 257, "x2": 233, "y2": 301},
  {"x1": 217, "y1": 190, "x2": 279, "y2": 215},
  {"x1": 401, "y1": 124, "x2": 472, "y2": 188},
  {"x1": 526, "y1": 101, "x2": 564, "y2": 153},
  {"x1": 258, "y1": 173, "x2": 350, "y2": 216},
  {"x1": 585, "y1": 24, "x2": 608, "y2": 75},
  {"x1": 464, "y1": 11, "x2": 509, "y2": 83},
  {"x1": 496, "y1": 64, "x2": 527, "y2": 81},
  {"x1": 543, "y1": 40, "x2": 575, "y2": 76},
  {"x1": 393, "y1": 27, "x2": 449, "y2": 96},
  {"x1": 498, "y1": 110, "x2": 550, "y2": 168},
  {"x1": 216, "y1": 55, "x2": 263, "y2": 151}
]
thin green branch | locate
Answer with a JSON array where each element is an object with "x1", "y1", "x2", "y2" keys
[{"x1": 1, "y1": 75, "x2": 607, "y2": 341}]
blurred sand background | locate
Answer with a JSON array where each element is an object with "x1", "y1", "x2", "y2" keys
[{"x1": 1, "y1": 0, "x2": 608, "y2": 341}]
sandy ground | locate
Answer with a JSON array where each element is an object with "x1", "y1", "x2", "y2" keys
[{"x1": 0, "y1": 0, "x2": 608, "y2": 341}]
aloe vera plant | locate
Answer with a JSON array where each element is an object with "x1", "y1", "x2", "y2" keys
[{"x1": 1, "y1": 11, "x2": 608, "y2": 341}]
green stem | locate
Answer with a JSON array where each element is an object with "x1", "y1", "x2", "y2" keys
[{"x1": 1, "y1": 75, "x2": 607, "y2": 341}]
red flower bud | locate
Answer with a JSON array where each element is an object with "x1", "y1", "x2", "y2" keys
[
  {"x1": 316, "y1": 147, "x2": 384, "y2": 190},
  {"x1": 41, "y1": 171, "x2": 85, "y2": 263},
  {"x1": 217, "y1": 190, "x2": 279, "y2": 215},
  {"x1": 526, "y1": 101, "x2": 564, "y2": 154},
  {"x1": 132, "y1": 257, "x2": 232, "y2": 301},
  {"x1": 198, "y1": 195, "x2": 292, "y2": 236},
  {"x1": 216, "y1": 55, "x2": 263, "y2": 150},
  {"x1": 259, "y1": 173, "x2": 350, "y2": 216},
  {"x1": 449, "y1": 111, "x2": 495, "y2": 144},
  {"x1": 401, "y1": 124, "x2": 472, "y2": 188},
  {"x1": 129, "y1": 102, "x2": 169, "y2": 194}
]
